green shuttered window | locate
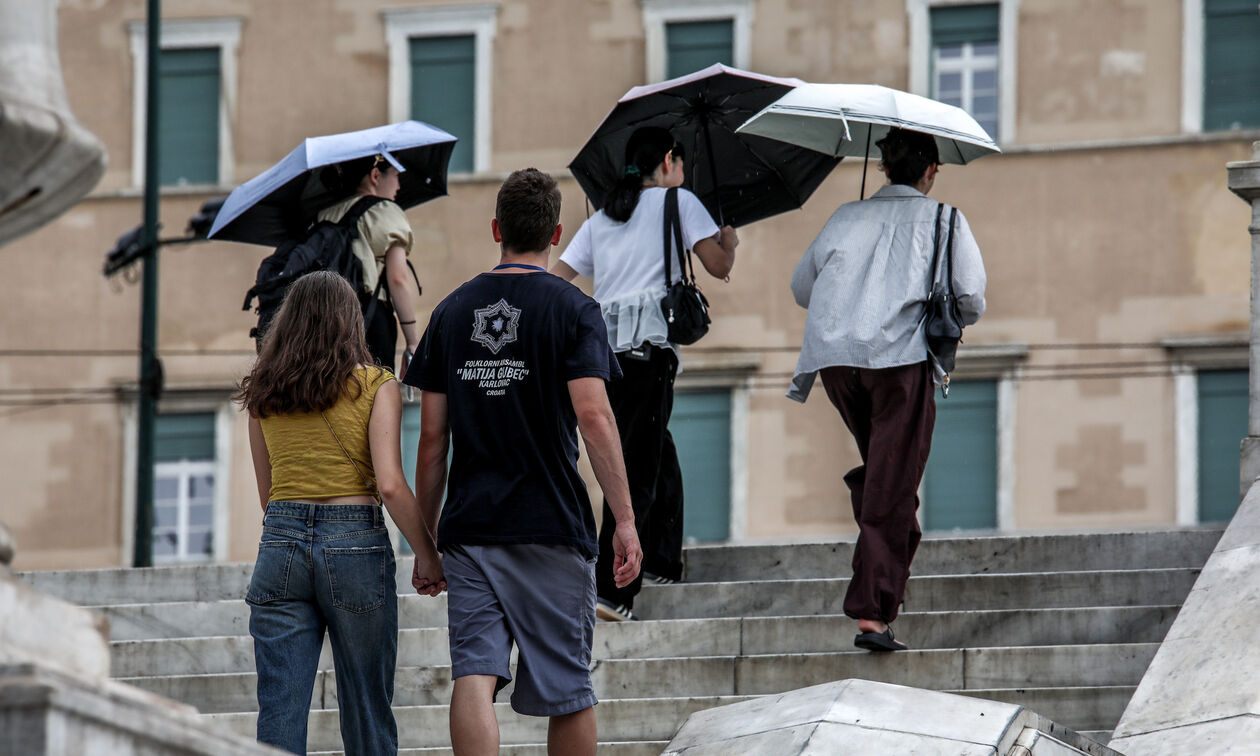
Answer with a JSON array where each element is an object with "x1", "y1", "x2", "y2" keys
[
  {"x1": 1203, "y1": 0, "x2": 1260, "y2": 131},
  {"x1": 930, "y1": 4, "x2": 1000, "y2": 141},
  {"x1": 670, "y1": 390, "x2": 732, "y2": 543},
  {"x1": 665, "y1": 20, "x2": 734, "y2": 80},
  {"x1": 158, "y1": 48, "x2": 220, "y2": 186},
  {"x1": 410, "y1": 36, "x2": 476, "y2": 173},
  {"x1": 155, "y1": 412, "x2": 216, "y2": 462},
  {"x1": 922, "y1": 380, "x2": 998, "y2": 531},
  {"x1": 1197, "y1": 369, "x2": 1248, "y2": 522}
]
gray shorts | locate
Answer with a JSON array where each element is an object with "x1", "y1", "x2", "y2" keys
[{"x1": 444, "y1": 543, "x2": 597, "y2": 717}]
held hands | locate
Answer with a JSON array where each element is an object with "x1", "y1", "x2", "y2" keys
[
  {"x1": 412, "y1": 551, "x2": 446, "y2": 597},
  {"x1": 612, "y1": 521, "x2": 643, "y2": 589}
]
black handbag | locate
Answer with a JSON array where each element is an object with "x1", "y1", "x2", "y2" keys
[
  {"x1": 660, "y1": 187, "x2": 711, "y2": 345},
  {"x1": 924, "y1": 203, "x2": 964, "y2": 392}
]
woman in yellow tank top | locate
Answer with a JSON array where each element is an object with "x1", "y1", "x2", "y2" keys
[{"x1": 235, "y1": 270, "x2": 444, "y2": 755}]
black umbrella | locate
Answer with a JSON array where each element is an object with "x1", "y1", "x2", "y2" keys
[{"x1": 568, "y1": 64, "x2": 842, "y2": 228}]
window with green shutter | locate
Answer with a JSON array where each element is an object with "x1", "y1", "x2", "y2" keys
[
  {"x1": 670, "y1": 390, "x2": 732, "y2": 543},
  {"x1": 1197, "y1": 369, "x2": 1248, "y2": 522},
  {"x1": 157, "y1": 48, "x2": 220, "y2": 186},
  {"x1": 930, "y1": 4, "x2": 1000, "y2": 141},
  {"x1": 1203, "y1": 0, "x2": 1260, "y2": 131},
  {"x1": 921, "y1": 380, "x2": 998, "y2": 531},
  {"x1": 665, "y1": 20, "x2": 734, "y2": 80},
  {"x1": 410, "y1": 36, "x2": 476, "y2": 173},
  {"x1": 153, "y1": 412, "x2": 217, "y2": 563}
]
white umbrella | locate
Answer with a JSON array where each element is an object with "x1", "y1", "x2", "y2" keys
[
  {"x1": 207, "y1": 120, "x2": 457, "y2": 246},
  {"x1": 736, "y1": 83, "x2": 999, "y2": 165}
]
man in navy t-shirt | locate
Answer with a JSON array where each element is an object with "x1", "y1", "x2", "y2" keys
[{"x1": 403, "y1": 168, "x2": 641, "y2": 755}]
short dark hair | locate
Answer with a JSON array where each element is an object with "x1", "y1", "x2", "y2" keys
[
  {"x1": 876, "y1": 128, "x2": 940, "y2": 185},
  {"x1": 496, "y1": 168, "x2": 562, "y2": 253}
]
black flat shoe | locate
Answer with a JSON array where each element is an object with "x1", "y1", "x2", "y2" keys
[{"x1": 854, "y1": 626, "x2": 909, "y2": 652}]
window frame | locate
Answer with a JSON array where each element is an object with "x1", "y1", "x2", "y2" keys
[
  {"x1": 932, "y1": 343, "x2": 1027, "y2": 530},
  {"x1": 676, "y1": 358, "x2": 756, "y2": 541},
  {"x1": 641, "y1": 0, "x2": 753, "y2": 84},
  {"x1": 1165, "y1": 333, "x2": 1248, "y2": 524},
  {"x1": 121, "y1": 397, "x2": 233, "y2": 564},
  {"x1": 383, "y1": 4, "x2": 498, "y2": 175},
  {"x1": 906, "y1": 0, "x2": 1019, "y2": 145},
  {"x1": 152, "y1": 458, "x2": 218, "y2": 564},
  {"x1": 127, "y1": 18, "x2": 241, "y2": 189}
]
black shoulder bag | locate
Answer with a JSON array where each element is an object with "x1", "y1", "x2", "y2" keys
[
  {"x1": 924, "y1": 203, "x2": 964, "y2": 396},
  {"x1": 660, "y1": 187, "x2": 711, "y2": 345}
]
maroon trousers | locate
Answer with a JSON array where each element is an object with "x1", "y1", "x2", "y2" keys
[{"x1": 819, "y1": 362, "x2": 936, "y2": 623}]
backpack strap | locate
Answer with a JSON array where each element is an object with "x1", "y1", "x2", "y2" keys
[{"x1": 340, "y1": 194, "x2": 386, "y2": 229}]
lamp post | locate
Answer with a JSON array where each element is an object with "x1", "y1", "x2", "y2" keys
[
  {"x1": 1227, "y1": 141, "x2": 1260, "y2": 501},
  {"x1": 132, "y1": 0, "x2": 162, "y2": 568}
]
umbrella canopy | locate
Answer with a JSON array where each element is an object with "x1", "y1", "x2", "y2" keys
[
  {"x1": 736, "y1": 83, "x2": 1000, "y2": 165},
  {"x1": 568, "y1": 64, "x2": 842, "y2": 228},
  {"x1": 208, "y1": 120, "x2": 457, "y2": 246}
]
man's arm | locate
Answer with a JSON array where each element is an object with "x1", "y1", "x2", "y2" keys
[
  {"x1": 247, "y1": 415, "x2": 271, "y2": 512},
  {"x1": 950, "y1": 212, "x2": 987, "y2": 326},
  {"x1": 415, "y1": 390, "x2": 450, "y2": 539},
  {"x1": 568, "y1": 376, "x2": 641, "y2": 587}
]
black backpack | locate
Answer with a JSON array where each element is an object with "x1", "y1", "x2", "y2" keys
[{"x1": 242, "y1": 195, "x2": 385, "y2": 350}]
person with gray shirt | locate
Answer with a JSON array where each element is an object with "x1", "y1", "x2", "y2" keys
[{"x1": 788, "y1": 127, "x2": 986, "y2": 652}]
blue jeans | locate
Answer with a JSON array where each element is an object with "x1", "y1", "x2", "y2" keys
[{"x1": 246, "y1": 502, "x2": 398, "y2": 755}]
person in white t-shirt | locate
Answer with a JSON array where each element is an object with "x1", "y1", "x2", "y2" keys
[{"x1": 552, "y1": 126, "x2": 738, "y2": 621}]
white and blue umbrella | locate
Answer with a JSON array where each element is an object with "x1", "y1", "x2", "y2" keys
[{"x1": 208, "y1": 120, "x2": 457, "y2": 246}]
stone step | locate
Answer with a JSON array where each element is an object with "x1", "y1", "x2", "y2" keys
[
  {"x1": 121, "y1": 644, "x2": 1155, "y2": 715},
  {"x1": 21, "y1": 529, "x2": 1220, "y2": 606},
  {"x1": 682, "y1": 528, "x2": 1222, "y2": 582},
  {"x1": 204, "y1": 697, "x2": 752, "y2": 751},
  {"x1": 950, "y1": 685, "x2": 1136, "y2": 733},
  {"x1": 635, "y1": 568, "x2": 1199, "y2": 619},
  {"x1": 95, "y1": 567, "x2": 1194, "y2": 644},
  {"x1": 110, "y1": 605, "x2": 1175, "y2": 678}
]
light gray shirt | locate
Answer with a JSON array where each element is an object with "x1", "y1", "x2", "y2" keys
[{"x1": 788, "y1": 184, "x2": 986, "y2": 402}]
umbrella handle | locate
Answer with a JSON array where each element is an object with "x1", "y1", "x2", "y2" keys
[
  {"x1": 700, "y1": 111, "x2": 725, "y2": 226},
  {"x1": 859, "y1": 127, "x2": 872, "y2": 201}
]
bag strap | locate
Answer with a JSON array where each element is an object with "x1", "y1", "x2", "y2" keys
[
  {"x1": 927, "y1": 202, "x2": 946, "y2": 298},
  {"x1": 319, "y1": 410, "x2": 381, "y2": 503},
  {"x1": 663, "y1": 187, "x2": 695, "y2": 287},
  {"x1": 944, "y1": 207, "x2": 958, "y2": 300}
]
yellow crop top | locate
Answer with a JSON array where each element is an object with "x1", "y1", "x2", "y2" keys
[{"x1": 260, "y1": 367, "x2": 396, "y2": 502}]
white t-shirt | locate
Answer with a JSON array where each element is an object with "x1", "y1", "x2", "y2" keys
[
  {"x1": 561, "y1": 186, "x2": 719, "y2": 301},
  {"x1": 560, "y1": 187, "x2": 719, "y2": 352}
]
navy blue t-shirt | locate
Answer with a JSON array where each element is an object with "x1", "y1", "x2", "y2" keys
[{"x1": 403, "y1": 271, "x2": 620, "y2": 558}]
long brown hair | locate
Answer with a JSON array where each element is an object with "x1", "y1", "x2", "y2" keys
[{"x1": 236, "y1": 271, "x2": 379, "y2": 417}]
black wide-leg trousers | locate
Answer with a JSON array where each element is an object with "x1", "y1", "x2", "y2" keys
[
  {"x1": 819, "y1": 361, "x2": 936, "y2": 624},
  {"x1": 596, "y1": 345, "x2": 684, "y2": 609}
]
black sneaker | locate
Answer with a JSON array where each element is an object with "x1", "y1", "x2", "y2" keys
[
  {"x1": 642, "y1": 572, "x2": 679, "y2": 585},
  {"x1": 595, "y1": 597, "x2": 639, "y2": 622}
]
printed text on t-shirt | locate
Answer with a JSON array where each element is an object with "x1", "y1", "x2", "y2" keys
[{"x1": 457, "y1": 358, "x2": 531, "y2": 396}]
